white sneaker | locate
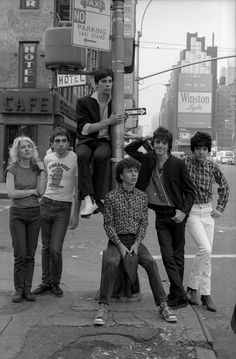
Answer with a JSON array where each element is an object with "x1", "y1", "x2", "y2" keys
[
  {"x1": 159, "y1": 302, "x2": 177, "y2": 323},
  {"x1": 94, "y1": 304, "x2": 108, "y2": 326},
  {"x1": 81, "y1": 195, "x2": 98, "y2": 218}
]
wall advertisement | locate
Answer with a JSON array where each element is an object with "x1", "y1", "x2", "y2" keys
[{"x1": 177, "y1": 73, "x2": 212, "y2": 128}]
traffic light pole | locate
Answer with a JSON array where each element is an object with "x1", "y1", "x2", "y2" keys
[{"x1": 110, "y1": 0, "x2": 125, "y2": 189}]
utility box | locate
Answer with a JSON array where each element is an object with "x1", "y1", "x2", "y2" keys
[{"x1": 45, "y1": 27, "x2": 86, "y2": 71}]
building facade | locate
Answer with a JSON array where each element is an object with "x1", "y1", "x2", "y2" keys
[
  {"x1": 0, "y1": 0, "x2": 137, "y2": 181},
  {"x1": 159, "y1": 32, "x2": 218, "y2": 154},
  {"x1": 0, "y1": 0, "x2": 94, "y2": 182}
]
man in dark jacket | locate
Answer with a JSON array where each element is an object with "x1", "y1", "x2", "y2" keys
[
  {"x1": 76, "y1": 68, "x2": 125, "y2": 218},
  {"x1": 125, "y1": 127, "x2": 195, "y2": 309}
]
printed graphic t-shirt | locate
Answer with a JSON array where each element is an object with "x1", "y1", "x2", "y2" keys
[{"x1": 43, "y1": 151, "x2": 78, "y2": 202}]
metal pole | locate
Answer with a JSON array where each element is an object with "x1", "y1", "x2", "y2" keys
[{"x1": 111, "y1": 0, "x2": 125, "y2": 189}]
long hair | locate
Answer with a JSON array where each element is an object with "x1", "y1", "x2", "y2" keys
[
  {"x1": 152, "y1": 126, "x2": 173, "y2": 153},
  {"x1": 9, "y1": 136, "x2": 39, "y2": 166}
]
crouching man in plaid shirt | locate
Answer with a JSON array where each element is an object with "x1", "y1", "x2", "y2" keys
[
  {"x1": 94, "y1": 157, "x2": 177, "y2": 326},
  {"x1": 185, "y1": 132, "x2": 229, "y2": 312}
]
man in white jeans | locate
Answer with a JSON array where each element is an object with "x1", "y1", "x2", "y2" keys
[{"x1": 185, "y1": 132, "x2": 229, "y2": 312}]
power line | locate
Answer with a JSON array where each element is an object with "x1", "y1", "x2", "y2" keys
[
  {"x1": 140, "y1": 40, "x2": 236, "y2": 51},
  {"x1": 140, "y1": 46, "x2": 236, "y2": 53}
]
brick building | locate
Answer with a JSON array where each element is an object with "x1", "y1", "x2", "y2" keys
[{"x1": 0, "y1": 0, "x2": 92, "y2": 182}]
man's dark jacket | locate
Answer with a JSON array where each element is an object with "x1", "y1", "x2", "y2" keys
[
  {"x1": 125, "y1": 139, "x2": 195, "y2": 215},
  {"x1": 76, "y1": 96, "x2": 112, "y2": 145}
]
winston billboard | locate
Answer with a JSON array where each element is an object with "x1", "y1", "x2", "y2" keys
[{"x1": 177, "y1": 73, "x2": 212, "y2": 128}]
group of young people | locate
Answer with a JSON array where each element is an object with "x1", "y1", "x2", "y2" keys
[{"x1": 5, "y1": 68, "x2": 230, "y2": 328}]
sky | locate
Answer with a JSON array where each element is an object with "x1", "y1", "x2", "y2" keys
[{"x1": 135, "y1": 0, "x2": 236, "y2": 134}]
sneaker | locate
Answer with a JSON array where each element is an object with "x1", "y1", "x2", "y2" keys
[
  {"x1": 81, "y1": 195, "x2": 98, "y2": 218},
  {"x1": 159, "y1": 302, "x2": 177, "y2": 323},
  {"x1": 168, "y1": 296, "x2": 188, "y2": 309},
  {"x1": 51, "y1": 284, "x2": 63, "y2": 297},
  {"x1": 23, "y1": 291, "x2": 36, "y2": 302},
  {"x1": 12, "y1": 292, "x2": 23, "y2": 303},
  {"x1": 32, "y1": 284, "x2": 51, "y2": 296},
  {"x1": 93, "y1": 303, "x2": 108, "y2": 326}
]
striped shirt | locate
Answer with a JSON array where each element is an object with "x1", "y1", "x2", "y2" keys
[
  {"x1": 104, "y1": 185, "x2": 148, "y2": 246},
  {"x1": 185, "y1": 156, "x2": 229, "y2": 212}
]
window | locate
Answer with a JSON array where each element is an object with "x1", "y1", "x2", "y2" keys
[
  {"x1": 55, "y1": 0, "x2": 70, "y2": 21},
  {"x1": 20, "y1": 0, "x2": 39, "y2": 9}
]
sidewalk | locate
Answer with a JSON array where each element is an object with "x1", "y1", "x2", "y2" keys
[{"x1": 0, "y1": 183, "x2": 217, "y2": 359}]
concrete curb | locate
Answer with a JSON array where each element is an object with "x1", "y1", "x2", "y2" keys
[{"x1": 0, "y1": 290, "x2": 217, "y2": 359}]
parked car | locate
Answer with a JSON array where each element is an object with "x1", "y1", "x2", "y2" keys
[
  {"x1": 208, "y1": 151, "x2": 217, "y2": 163},
  {"x1": 172, "y1": 151, "x2": 186, "y2": 159},
  {"x1": 229, "y1": 157, "x2": 235, "y2": 165},
  {"x1": 216, "y1": 151, "x2": 234, "y2": 164}
]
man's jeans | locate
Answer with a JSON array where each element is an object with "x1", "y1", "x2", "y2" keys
[
  {"x1": 99, "y1": 234, "x2": 166, "y2": 306},
  {"x1": 9, "y1": 206, "x2": 41, "y2": 294},
  {"x1": 40, "y1": 197, "x2": 72, "y2": 286},
  {"x1": 186, "y1": 203, "x2": 215, "y2": 295},
  {"x1": 155, "y1": 207, "x2": 187, "y2": 299},
  {"x1": 76, "y1": 139, "x2": 111, "y2": 200}
]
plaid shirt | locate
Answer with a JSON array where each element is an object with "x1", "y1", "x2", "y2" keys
[
  {"x1": 185, "y1": 156, "x2": 229, "y2": 212},
  {"x1": 104, "y1": 185, "x2": 148, "y2": 246}
]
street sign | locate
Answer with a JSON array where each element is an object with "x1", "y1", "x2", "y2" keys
[
  {"x1": 57, "y1": 73, "x2": 86, "y2": 88},
  {"x1": 72, "y1": 0, "x2": 112, "y2": 51},
  {"x1": 125, "y1": 107, "x2": 147, "y2": 116}
]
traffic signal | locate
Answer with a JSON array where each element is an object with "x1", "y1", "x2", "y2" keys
[
  {"x1": 45, "y1": 27, "x2": 86, "y2": 71},
  {"x1": 97, "y1": 38, "x2": 135, "y2": 74}
]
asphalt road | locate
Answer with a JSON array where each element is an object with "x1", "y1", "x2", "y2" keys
[{"x1": 0, "y1": 164, "x2": 235, "y2": 358}]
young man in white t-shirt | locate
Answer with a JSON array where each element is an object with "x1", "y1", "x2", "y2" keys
[{"x1": 33, "y1": 127, "x2": 80, "y2": 297}]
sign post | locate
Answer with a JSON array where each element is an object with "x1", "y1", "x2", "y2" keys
[{"x1": 72, "y1": 0, "x2": 112, "y2": 51}]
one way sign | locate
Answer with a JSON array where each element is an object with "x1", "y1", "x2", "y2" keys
[{"x1": 125, "y1": 107, "x2": 147, "y2": 116}]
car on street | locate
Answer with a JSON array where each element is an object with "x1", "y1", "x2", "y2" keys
[
  {"x1": 172, "y1": 151, "x2": 186, "y2": 159},
  {"x1": 216, "y1": 150, "x2": 234, "y2": 164},
  {"x1": 208, "y1": 151, "x2": 217, "y2": 163}
]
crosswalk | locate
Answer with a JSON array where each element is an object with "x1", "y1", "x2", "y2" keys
[
  {"x1": 153, "y1": 254, "x2": 236, "y2": 260},
  {"x1": 0, "y1": 204, "x2": 10, "y2": 212}
]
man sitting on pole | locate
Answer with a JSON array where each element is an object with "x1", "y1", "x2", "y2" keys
[
  {"x1": 76, "y1": 68, "x2": 125, "y2": 218},
  {"x1": 94, "y1": 157, "x2": 177, "y2": 326}
]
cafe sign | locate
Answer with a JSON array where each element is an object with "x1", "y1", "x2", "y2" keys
[{"x1": 0, "y1": 92, "x2": 53, "y2": 114}]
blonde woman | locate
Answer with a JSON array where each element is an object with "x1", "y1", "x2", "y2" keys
[{"x1": 6, "y1": 136, "x2": 46, "y2": 303}]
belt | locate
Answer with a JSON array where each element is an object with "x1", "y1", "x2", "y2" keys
[
  {"x1": 155, "y1": 206, "x2": 175, "y2": 211},
  {"x1": 41, "y1": 197, "x2": 71, "y2": 205},
  {"x1": 155, "y1": 206, "x2": 175, "y2": 217}
]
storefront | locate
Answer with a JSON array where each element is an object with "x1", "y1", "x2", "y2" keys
[{"x1": 0, "y1": 90, "x2": 78, "y2": 182}]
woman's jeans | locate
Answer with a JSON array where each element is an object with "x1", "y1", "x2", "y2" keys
[
  {"x1": 186, "y1": 203, "x2": 215, "y2": 295},
  {"x1": 9, "y1": 206, "x2": 41, "y2": 294},
  {"x1": 40, "y1": 197, "x2": 72, "y2": 286}
]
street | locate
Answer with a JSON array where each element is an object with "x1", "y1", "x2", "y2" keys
[{"x1": 0, "y1": 165, "x2": 235, "y2": 358}]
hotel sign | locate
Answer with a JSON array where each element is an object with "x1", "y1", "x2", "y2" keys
[
  {"x1": 21, "y1": 43, "x2": 37, "y2": 88},
  {"x1": 57, "y1": 74, "x2": 86, "y2": 88}
]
